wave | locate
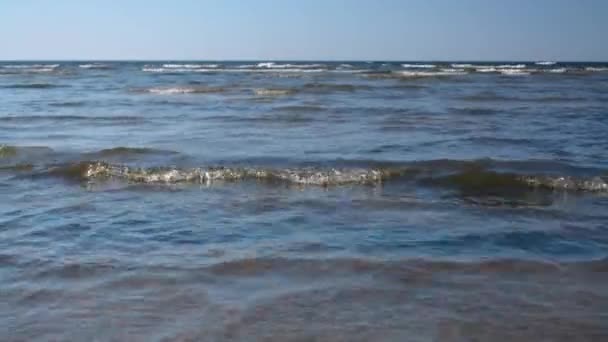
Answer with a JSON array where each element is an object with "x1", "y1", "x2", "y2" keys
[
  {"x1": 253, "y1": 88, "x2": 296, "y2": 96},
  {"x1": 162, "y1": 64, "x2": 219, "y2": 69},
  {"x1": 496, "y1": 64, "x2": 527, "y2": 69},
  {"x1": 536, "y1": 61, "x2": 556, "y2": 66},
  {"x1": 141, "y1": 67, "x2": 219, "y2": 73},
  {"x1": 499, "y1": 69, "x2": 531, "y2": 76},
  {"x1": 401, "y1": 64, "x2": 436, "y2": 69},
  {"x1": 585, "y1": 67, "x2": 608, "y2": 72},
  {"x1": 301, "y1": 83, "x2": 363, "y2": 93},
  {"x1": 255, "y1": 62, "x2": 326, "y2": 69},
  {"x1": 397, "y1": 70, "x2": 468, "y2": 78},
  {"x1": 48, "y1": 101, "x2": 87, "y2": 107},
  {"x1": 0, "y1": 145, "x2": 54, "y2": 159},
  {"x1": 205, "y1": 257, "x2": 608, "y2": 276},
  {"x1": 451, "y1": 63, "x2": 475, "y2": 68},
  {"x1": 142, "y1": 67, "x2": 327, "y2": 74},
  {"x1": 79, "y1": 64, "x2": 111, "y2": 69},
  {"x1": 138, "y1": 86, "x2": 226, "y2": 95},
  {"x1": 88, "y1": 147, "x2": 179, "y2": 158},
  {"x1": 34, "y1": 160, "x2": 608, "y2": 192},
  {"x1": 0, "y1": 115, "x2": 144, "y2": 124},
  {"x1": 1, "y1": 83, "x2": 65, "y2": 89},
  {"x1": 1, "y1": 64, "x2": 59, "y2": 69}
]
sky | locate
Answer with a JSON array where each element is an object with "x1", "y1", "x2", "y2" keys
[{"x1": 1, "y1": 0, "x2": 607, "y2": 61}]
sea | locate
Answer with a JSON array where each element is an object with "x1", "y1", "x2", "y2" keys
[{"x1": 1, "y1": 61, "x2": 607, "y2": 341}]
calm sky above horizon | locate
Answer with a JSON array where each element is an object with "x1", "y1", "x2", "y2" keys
[{"x1": 1, "y1": 0, "x2": 607, "y2": 61}]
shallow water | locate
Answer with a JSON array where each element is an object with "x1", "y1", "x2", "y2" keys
[{"x1": 1, "y1": 61, "x2": 608, "y2": 341}]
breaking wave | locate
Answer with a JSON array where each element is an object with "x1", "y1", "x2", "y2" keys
[
  {"x1": 253, "y1": 88, "x2": 296, "y2": 96},
  {"x1": 137, "y1": 86, "x2": 226, "y2": 95},
  {"x1": 79, "y1": 64, "x2": 111, "y2": 69},
  {"x1": 401, "y1": 64, "x2": 436, "y2": 69},
  {"x1": 31, "y1": 159, "x2": 608, "y2": 192}
]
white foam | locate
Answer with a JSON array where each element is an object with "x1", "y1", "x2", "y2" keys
[
  {"x1": 546, "y1": 68, "x2": 567, "y2": 73},
  {"x1": 253, "y1": 88, "x2": 295, "y2": 96},
  {"x1": 162, "y1": 64, "x2": 219, "y2": 69},
  {"x1": 476, "y1": 67, "x2": 498, "y2": 73},
  {"x1": 146, "y1": 87, "x2": 199, "y2": 94},
  {"x1": 398, "y1": 70, "x2": 467, "y2": 77},
  {"x1": 256, "y1": 62, "x2": 325, "y2": 69},
  {"x1": 451, "y1": 64, "x2": 475, "y2": 68},
  {"x1": 2, "y1": 64, "x2": 59, "y2": 69},
  {"x1": 500, "y1": 69, "x2": 531, "y2": 76},
  {"x1": 585, "y1": 67, "x2": 608, "y2": 72},
  {"x1": 143, "y1": 86, "x2": 225, "y2": 95},
  {"x1": 535, "y1": 61, "x2": 556, "y2": 66},
  {"x1": 142, "y1": 67, "x2": 217, "y2": 73},
  {"x1": 141, "y1": 67, "x2": 328, "y2": 73},
  {"x1": 496, "y1": 64, "x2": 526, "y2": 69},
  {"x1": 401, "y1": 64, "x2": 436, "y2": 69},
  {"x1": 79, "y1": 64, "x2": 109, "y2": 69}
]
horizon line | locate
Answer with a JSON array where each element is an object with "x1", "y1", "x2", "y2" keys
[{"x1": 1, "y1": 58, "x2": 607, "y2": 63}]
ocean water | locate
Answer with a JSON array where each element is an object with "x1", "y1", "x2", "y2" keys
[{"x1": 1, "y1": 61, "x2": 608, "y2": 341}]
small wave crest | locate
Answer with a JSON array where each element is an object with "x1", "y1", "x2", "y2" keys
[
  {"x1": 253, "y1": 88, "x2": 296, "y2": 96},
  {"x1": 401, "y1": 64, "x2": 436, "y2": 69},
  {"x1": 138, "y1": 86, "x2": 226, "y2": 95},
  {"x1": 162, "y1": 64, "x2": 220, "y2": 69},
  {"x1": 397, "y1": 70, "x2": 468, "y2": 78},
  {"x1": 1, "y1": 83, "x2": 65, "y2": 89},
  {"x1": 79, "y1": 63, "x2": 111, "y2": 69}
]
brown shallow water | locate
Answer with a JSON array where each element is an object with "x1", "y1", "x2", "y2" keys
[{"x1": 2, "y1": 258, "x2": 607, "y2": 341}]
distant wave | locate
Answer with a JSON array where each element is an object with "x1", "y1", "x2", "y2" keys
[
  {"x1": 451, "y1": 64, "x2": 475, "y2": 68},
  {"x1": 1, "y1": 83, "x2": 65, "y2": 89},
  {"x1": 138, "y1": 86, "x2": 226, "y2": 95},
  {"x1": 79, "y1": 63, "x2": 112, "y2": 70},
  {"x1": 496, "y1": 64, "x2": 527, "y2": 69},
  {"x1": 499, "y1": 69, "x2": 531, "y2": 76},
  {"x1": 535, "y1": 61, "x2": 556, "y2": 66},
  {"x1": 142, "y1": 67, "x2": 218, "y2": 73},
  {"x1": 397, "y1": 70, "x2": 468, "y2": 78},
  {"x1": 253, "y1": 88, "x2": 296, "y2": 96},
  {"x1": 401, "y1": 64, "x2": 436, "y2": 69},
  {"x1": 162, "y1": 64, "x2": 220, "y2": 69},
  {"x1": 142, "y1": 67, "x2": 326, "y2": 73},
  {"x1": 255, "y1": 62, "x2": 326, "y2": 69},
  {"x1": 1, "y1": 64, "x2": 59, "y2": 69},
  {"x1": 585, "y1": 67, "x2": 608, "y2": 72}
]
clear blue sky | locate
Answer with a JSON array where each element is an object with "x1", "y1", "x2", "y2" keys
[{"x1": 1, "y1": 0, "x2": 607, "y2": 61}]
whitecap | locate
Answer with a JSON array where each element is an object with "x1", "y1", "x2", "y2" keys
[
  {"x1": 398, "y1": 70, "x2": 467, "y2": 77},
  {"x1": 535, "y1": 61, "x2": 556, "y2": 66},
  {"x1": 496, "y1": 64, "x2": 526, "y2": 69},
  {"x1": 585, "y1": 67, "x2": 608, "y2": 72},
  {"x1": 401, "y1": 64, "x2": 436, "y2": 69},
  {"x1": 500, "y1": 69, "x2": 531, "y2": 76},
  {"x1": 2, "y1": 64, "x2": 59, "y2": 69},
  {"x1": 451, "y1": 64, "x2": 475, "y2": 68},
  {"x1": 253, "y1": 88, "x2": 295, "y2": 96},
  {"x1": 162, "y1": 64, "x2": 219, "y2": 69}
]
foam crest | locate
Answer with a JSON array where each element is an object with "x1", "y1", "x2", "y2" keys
[
  {"x1": 72, "y1": 162, "x2": 392, "y2": 186},
  {"x1": 43, "y1": 160, "x2": 608, "y2": 192},
  {"x1": 401, "y1": 64, "x2": 436, "y2": 69},
  {"x1": 142, "y1": 86, "x2": 225, "y2": 95}
]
